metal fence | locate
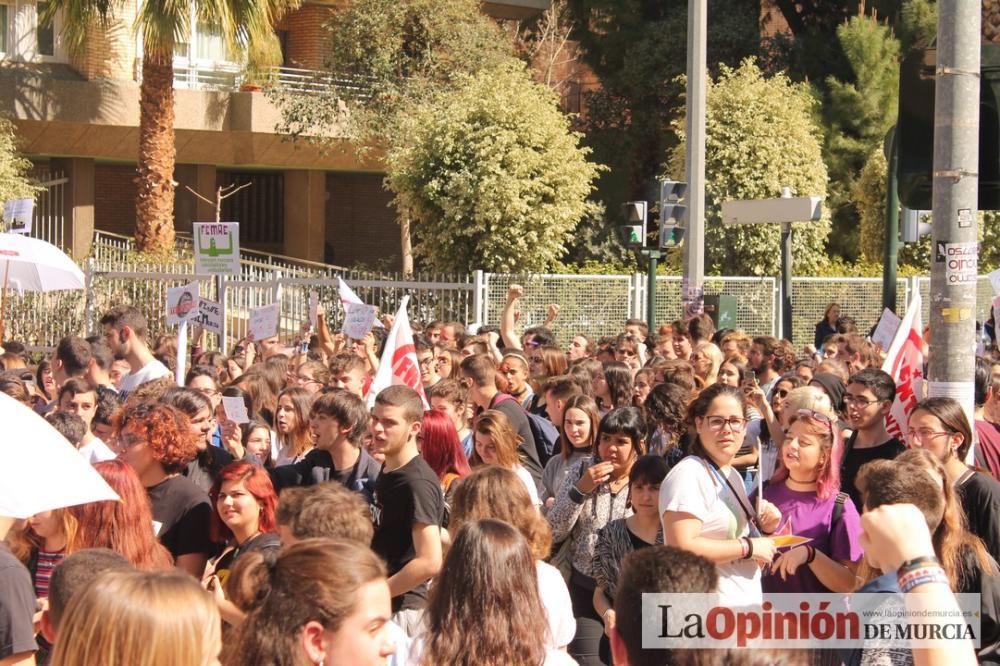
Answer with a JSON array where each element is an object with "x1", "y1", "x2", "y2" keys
[
  {"x1": 788, "y1": 277, "x2": 910, "y2": 351},
  {"x1": 916, "y1": 276, "x2": 996, "y2": 329}
]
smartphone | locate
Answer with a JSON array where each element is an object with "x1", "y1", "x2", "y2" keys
[{"x1": 746, "y1": 370, "x2": 756, "y2": 385}]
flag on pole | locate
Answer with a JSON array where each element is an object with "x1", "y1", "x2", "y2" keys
[
  {"x1": 880, "y1": 291, "x2": 925, "y2": 442},
  {"x1": 366, "y1": 296, "x2": 428, "y2": 409},
  {"x1": 338, "y1": 277, "x2": 384, "y2": 328}
]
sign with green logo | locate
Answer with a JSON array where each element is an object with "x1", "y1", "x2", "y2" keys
[{"x1": 194, "y1": 222, "x2": 240, "y2": 276}]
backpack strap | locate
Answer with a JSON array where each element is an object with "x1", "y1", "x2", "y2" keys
[{"x1": 832, "y1": 491, "x2": 849, "y2": 527}]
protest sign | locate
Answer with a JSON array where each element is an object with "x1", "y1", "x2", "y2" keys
[
  {"x1": 343, "y1": 303, "x2": 378, "y2": 340},
  {"x1": 222, "y1": 396, "x2": 250, "y2": 424},
  {"x1": 3, "y1": 199, "x2": 33, "y2": 234},
  {"x1": 248, "y1": 302, "x2": 279, "y2": 341},
  {"x1": 166, "y1": 282, "x2": 199, "y2": 325},
  {"x1": 193, "y1": 222, "x2": 240, "y2": 275},
  {"x1": 193, "y1": 297, "x2": 223, "y2": 335}
]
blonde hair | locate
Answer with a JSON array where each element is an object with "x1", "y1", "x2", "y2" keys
[
  {"x1": 51, "y1": 570, "x2": 220, "y2": 666},
  {"x1": 471, "y1": 409, "x2": 523, "y2": 469},
  {"x1": 693, "y1": 342, "x2": 724, "y2": 385},
  {"x1": 9, "y1": 508, "x2": 78, "y2": 564}
]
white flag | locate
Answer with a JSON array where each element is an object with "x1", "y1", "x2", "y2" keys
[
  {"x1": 366, "y1": 296, "x2": 428, "y2": 409},
  {"x1": 880, "y1": 291, "x2": 925, "y2": 442},
  {"x1": 338, "y1": 277, "x2": 384, "y2": 328}
]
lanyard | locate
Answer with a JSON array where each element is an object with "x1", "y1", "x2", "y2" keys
[{"x1": 703, "y1": 458, "x2": 762, "y2": 537}]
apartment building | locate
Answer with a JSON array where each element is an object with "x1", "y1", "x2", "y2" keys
[{"x1": 0, "y1": 0, "x2": 550, "y2": 266}]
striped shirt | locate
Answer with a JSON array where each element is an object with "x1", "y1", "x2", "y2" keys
[{"x1": 34, "y1": 548, "x2": 65, "y2": 599}]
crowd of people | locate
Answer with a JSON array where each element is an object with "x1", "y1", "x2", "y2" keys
[{"x1": 0, "y1": 286, "x2": 996, "y2": 666}]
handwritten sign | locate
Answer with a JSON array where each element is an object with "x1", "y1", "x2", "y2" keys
[
  {"x1": 193, "y1": 297, "x2": 223, "y2": 335},
  {"x1": 308, "y1": 290, "x2": 319, "y2": 330},
  {"x1": 3, "y1": 199, "x2": 33, "y2": 234},
  {"x1": 166, "y1": 282, "x2": 199, "y2": 325},
  {"x1": 248, "y1": 302, "x2": 279, "y2": 341},
  {"x1": 222, "y1": 396, "x2": 250, "y2": 424},
  {"x1": 871, "y1": 307, "x2": 902, "y2": 352},
  {"x1": 193, "y1": 222, "x2": 240, "y2": 276},
  {"x1": 343, "y1": 303, "x2": 378, "y2": 340}
]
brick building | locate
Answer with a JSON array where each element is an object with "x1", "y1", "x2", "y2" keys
[{"x1": 0, "y1": 0, "x2": 550, "y2": 267}]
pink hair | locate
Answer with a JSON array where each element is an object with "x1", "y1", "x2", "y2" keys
[{"x1": 769, "y1": 416, "x2": 844, "y2": 501}]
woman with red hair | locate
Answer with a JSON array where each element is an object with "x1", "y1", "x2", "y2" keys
[
  {"x1": 69, "y1": 459, "x2": 173, "y2": 571},
  {"x1": 420, "y1": 409, "x2": 471, "y2": 528},
  {"x1": 205, "y1": 461, "x2": 280, "y2": 589}
]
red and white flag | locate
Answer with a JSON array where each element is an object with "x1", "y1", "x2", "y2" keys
[
  {"x1": 338, "y1": 277, "x2": 383, "y2": 328},
  {"x1": 880, "y1": 291, "x2": 925, "y2": 441},
  {"x1": 366, "y1": 296, "x2": 428, "y2": 409}
]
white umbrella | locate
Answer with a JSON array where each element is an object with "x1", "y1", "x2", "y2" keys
[
  {"x1": 0, "y1": 233, "x2": 85, "y2": 340},
  {"x1": 0, "y1": 392, "x2": 120, "y2": 519}
]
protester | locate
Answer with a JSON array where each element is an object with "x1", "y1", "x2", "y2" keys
[
  {"x1": 426, "y1": 379, "x2": 473, "y2": 459},
  {"x1": 240, "y1": 419, "x2": 274, "y2": 467},
  {"x1": 275, "y1": 484, "x2": 374, "y2": 545},
  {"x1": 161, "y1": 387, "x2": 234, "y2": 493},
  {"x1": 541, "y1": 395, "x2": 600, "y2": 510},
  {"x1": 418, "y1": 409, "x2": 470, "y2": 518},
  {"x1": 273, "y1": 386, "x2": 315, "y2": 465},
  {"x1": 99, "y1": 306, "x2": 171, "y2": 396},
  {"x1": 50, "y1": 570, "x2": 221, "y2": 666},
  {"x1": 642, "y1": 383, "x2": 689, "y2": 465},
  {"x1": 9, "y1": 507, "x2": 77, "y2": 599},
  {"x1": 692, "y1": 341, "x2": 724, "y2": 386},
  {"x1": 815, "y1": 302, "x2": 841, "y2": 350},
  {"x1": 470, "y1": 409, "x2": 542, "y2": 507}
]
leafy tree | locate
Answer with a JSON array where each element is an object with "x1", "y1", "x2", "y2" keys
[
  {"x1": 855, "y1": 146, "x2": 888, "y2": 263},
  {"x1": 45, "y1": 0, "x2": 296, "y2": 255},
  {"x1": 0, "y1": 116, "x2": 38, "y2": 207},
  {"x1": 385, "y1": 60, "x2": 603, "y2": 273},
  {"x1": 668, "y1": 60, "x2": 830, "y2": 276}
]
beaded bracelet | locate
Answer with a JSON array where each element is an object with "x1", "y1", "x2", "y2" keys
[
  {"x1": 898, "y1": 566, "x2": 947, "y2": 590},
  {"x1": 899, "y1": 569, "x2": 950, "y2": 594}
]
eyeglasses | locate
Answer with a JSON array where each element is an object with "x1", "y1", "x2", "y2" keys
[
  {"x1": 704, "y1": 415, "x2": 747, "y2": 432},
  {"x1": 194, "y1": 387, "x2": 219, "y2": 398},
  {"x1": 907, "y1": 428, "x2": 953, "y2": 443},
  {"x1": 296, "y1": 375, "x2": 321, "y2": 386},
  {"x1": 844, "y1": 395, "x2": 881, "y2": 406},
  {"x1": 417, "y1": 357, "x2": 435, "y2": 367}
]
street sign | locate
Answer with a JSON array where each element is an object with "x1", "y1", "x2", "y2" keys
[{"x1": 720, "y1": 197, "x2": 822, "y2": 224}]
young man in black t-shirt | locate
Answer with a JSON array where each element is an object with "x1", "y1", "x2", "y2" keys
[
  {"x1": 841, "y1": 368, "x2": 906, "y2": 511},
  {"x1": 271, "y1": 389, "x2": 380, "y2": 500},
  {"x1": 370, "y1": 385, "x2": 443, "y2": 637}
]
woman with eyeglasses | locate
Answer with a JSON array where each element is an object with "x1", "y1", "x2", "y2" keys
[
  {"x1": 906, "y1": 397, "x2": 1000, "y2": 558},
  {"x1": 761, "y1": 387, "x2": 863, "y2": 594},
  {"x1": 660, "y1": 383, "x2": 781, "y2": 606},
  {"x1": 293, "y1": 359, "x2": 329, "y2": 395}
]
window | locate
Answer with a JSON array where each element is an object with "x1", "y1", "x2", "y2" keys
[{"x1": 37, "y1": 2, "x2": 54, "y2": 56}]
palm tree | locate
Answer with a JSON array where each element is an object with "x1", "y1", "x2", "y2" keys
[{"x1": 42, "y1": 0, "x2": 298, "y2": 254}]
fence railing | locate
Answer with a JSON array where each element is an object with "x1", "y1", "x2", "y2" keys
[{"x1": 159, "y1": 59, "x2": 373, "y2": 98}]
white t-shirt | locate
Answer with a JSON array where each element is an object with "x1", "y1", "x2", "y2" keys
[
  {"x1": 537, "y1": 560, "x2": 575, "y2": 649},
  {"x1": 118, "y1": 359, "x2": 170, "y2": 394},
  {"x1": 78, "y1": 436, "x2": 116, "y2": 464},
  {"x1": 515, "y1": 464, "x2": 542, "y2": 507},
  {"x1": 659, "y1": 455, "x2": 762, "y2": 606}
]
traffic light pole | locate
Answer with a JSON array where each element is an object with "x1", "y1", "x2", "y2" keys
[
  {"x1": 645, "y1": 250, "x2": 662, "y2": 337},
  {"x1": 682, "y1": 0, "x2": 707, "y2": 315},
  {"x1": 882, "y1": 127, "x2": 900, "y2": 313},
  {"x1": 928, "y1": 0, "x2": 980, "y2": 424}
]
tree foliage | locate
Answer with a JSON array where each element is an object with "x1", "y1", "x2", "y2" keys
[
  {"x1": 855, "y1": 146, "x2": 888, "y2": 263},
  {"x1": 668, "y1": 60, "x2": 830, "y2": 276},
  {"x1": 0, "y1": 116, "x2": 38, "y2": 207},
  {"x1": 385, "y1": 61, "x2": 603, "y2": 273}
]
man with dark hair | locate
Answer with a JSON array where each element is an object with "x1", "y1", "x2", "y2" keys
[
  {"x1": 51, "y1": 336, "x2": 92, "y2": 389},
  {"x1": 90, "y1": 388, "x2": 120, "y2": 443},
  {"x1": 45, "y1": 411, "x2": 87, "y2": 449},
  {"x1": 440, "y1": 321, "x2": 465, "y2": 348},
  {"x1": 414, "y1": 335, "x2": 441, "y2": 389},
  {"x1": 39, "y1": 549, "x2": 131, "y2": 649},
  {"x1": 271, "y1": 388, "x2": 380, "y2": 497},
  {"x1": 57, "y1": 378, "x2": 115, "y2": 462},
  {"x1": 85, "y1": 337, "x2": 116, "y2": 393},
  {"x1": 623, "y1": 318, "x2": 649, "y2": 343},
  {"x1": 609, "y1": 546, "x2": 719, "y2": 666},
  {"x1": 841, "y1": 368, "x2": 905, "y2": 511},
  {"x1": 276, "y1": 484, "x2": 375, "y2": 545},
  {"x1": 543, "y1": 375, "x2": 583, "y2": 430},
  {"x1": 99, "y1": 305, "x2": 170, "y2": 395},
  {"x1": 329, "y1": 352, "x2": 369, "y2": 398},
  {"x1": 747, "y1": 335, "x2": 781, "y2": 399},
  {"x1": 371, "y1": 385, "x2": 443, "y2": 636},
  {"x1": 836, "y1": 332, "x2": 876, "y2": 374}
]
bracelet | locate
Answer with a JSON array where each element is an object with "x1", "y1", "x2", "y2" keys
[
  {"x1": 897, "y1": 566, "x2": 947, "y2": 590},
  {"x1": 897, "y1": 555, "x2": 941, "y2": 577},
  {"x1": 898, "y1": 569, "x2": 950, "y2": 594},
  {"x1": 805, "y1": 545, "x2": 816, "y2": 564},
  {"x1": 740, "y1": 536, "x2": 754, "y2": 560},
  {"x1": 739, "y1": 538, "x2": 749, "y2": 560}
]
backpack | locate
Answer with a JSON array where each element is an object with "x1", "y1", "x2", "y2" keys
[{"x1": 491, "y1": 393, "x2": 561, "y2": 465}]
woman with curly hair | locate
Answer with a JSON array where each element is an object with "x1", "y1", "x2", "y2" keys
[
  {"x1": 450, "y1": 466, "x2": 576, "y2": 652},
  {"x1": 117, "y1": 401, "x2": 213, "y2": 577},
  {"x1": 596, "y1": 362, "x2": 633, "y2": 415},
  {"x1": 418, "y1": 519, "x2": 577, "y2": 666},
  {"x1": 643, "y1": 383, "x2": 690, "y2": 467},
  {"x1": 69, "y1": 459, "x2": 173, "y2": 571}
]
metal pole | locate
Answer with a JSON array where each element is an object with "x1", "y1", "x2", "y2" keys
[
  {"x1": 927, "y1": 0, "x2": 980, "y2": 425},
  {"x1": 882, "y1": 127, "x2": 900, "y2": 313},
  {"x1": 779, "y1": 187, "x2": 793, "y2": 342},
  {"x1": 682, "y1": 0, "x2": 707, "y2": 311},
  {"x1": 646, "y1": 251, "x2": 660, "y2": 336}
]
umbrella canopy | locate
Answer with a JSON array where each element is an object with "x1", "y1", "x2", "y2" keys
[
  {"x1": 0, "y1": 233, "x2": 84, "y2": 292},
  {"x1": 0, "y1": 392, "x2": 120, "y2": 519}
]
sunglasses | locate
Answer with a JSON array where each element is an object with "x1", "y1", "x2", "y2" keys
[{"x1": 794, "y1": 408, "x2": 834, "y2": 435}]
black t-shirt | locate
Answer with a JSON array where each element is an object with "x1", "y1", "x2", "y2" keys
[
  {"x1": 211, "y1": 532, "x2": 281, "y2": 589},
  {"x1": 184, "y1": 446, "x2": 235, "y2": 494},
  {"x1": 841, "y1": 433, "x2": 906, "y2": 512},
  {"x1": 371, "y1": 455, "x2": 444, "y2": 613},
  {"x1": 956, "y1": 470, "x2": 1000, "y2": 560},
  {"x1": 489, "y1": 394, "x2": 543, "y2": 485},
  {"x1": 0, "y1": 543, "x2": 36, "y2": 660},
  {"x1": 147, "y1": 475, "x2": 214, "y2": 561}
]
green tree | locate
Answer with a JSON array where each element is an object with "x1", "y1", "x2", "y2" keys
[
  {"x1": 385, "y1": 60, "x2": 603, "y2": 273},
  {"x1": 45, "y1": 0, "x2": 296, "y2": 255},
  {"x1": 0, "y1": 116, "x2": 38, "y2": 207},
  {"x1": 855, "y1": 146, "x2": 888, "y2": 263},
  {"x1": 669, "y1": 60, "x2": 830, "y2": 276}
]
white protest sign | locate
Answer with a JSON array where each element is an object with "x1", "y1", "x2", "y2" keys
[
  {"x1": 166, "y1": 282, "x2": 199, "y2": 325},
  {"x1": 870, "y1": 307, "x2": 902, "y2": 352},
  {"x1": 248, "y1": 302, "x2": 279, "y2": 341},
  {"x1": 993, "y1": 296, "x2": 1000, "y2": 332},
  {"x1": 193, "y1": 297, "x2": 223, "y2": 335},
  {"x1": 193, "y1": 222, "x2": 240, "y2": 276},
  {"x1": 308, "y1": 290, "x2": 319, "y2": 330},
  {"x1": 989, "y1": 268, "x2": 1000, "y2": 295},
  {"x1": 3, "y1": 199, "x2": 33, "y2": 234},
  {"x1": 343, "y1": 303, "x2": 378, "y2": 340},
  {"x1": 222, "y1": 396, "x2": 250, "y2": 424}
]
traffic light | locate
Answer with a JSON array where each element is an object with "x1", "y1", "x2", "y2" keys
[
  {"x1": 897, "y1": 42, "x2": 1000, "y2": 210},
  {"x1": 900, "y1": 207, "x2": 932, "y2": 243},
  {"x1": 659, "y1": 180, "x2": 688, "y2": 248},
  {"x1": 620, "y1": 201, "x2": 648, "y2": 248}
]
